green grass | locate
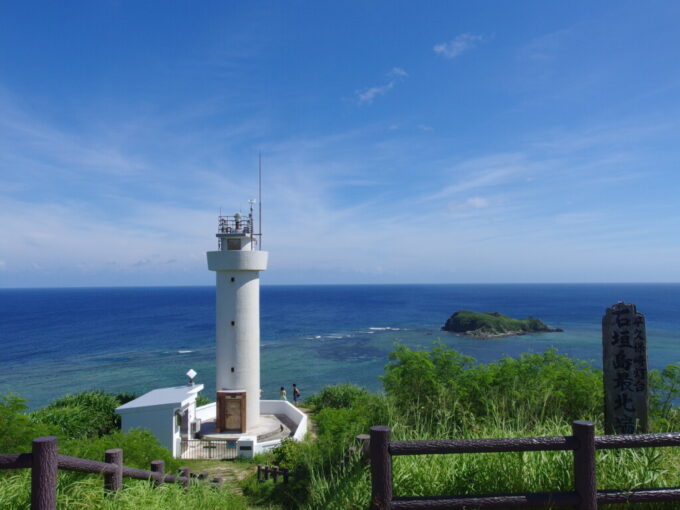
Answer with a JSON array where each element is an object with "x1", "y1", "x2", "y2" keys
[
  {"x1": 278, "y1": 405, "x2": 680, "y2": 509},
  {"x1": 0, "y1": 470, "x2": 249, "y2": 510},
  {"x1": 244, "y1": 344, "x2": 680, "y2": 509}
]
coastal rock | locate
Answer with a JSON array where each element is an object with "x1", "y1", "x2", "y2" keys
[{"x1": 442, "y1": 310, "x2": 563, "y2": 339}]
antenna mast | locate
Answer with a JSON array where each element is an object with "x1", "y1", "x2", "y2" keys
[{"x1": 259, "y1": 152, "x2": 262, "y2": 251}]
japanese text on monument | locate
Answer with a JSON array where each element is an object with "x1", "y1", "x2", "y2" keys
[{"x1": 603, "y1": 302, "x2": 648, "y2": 434}]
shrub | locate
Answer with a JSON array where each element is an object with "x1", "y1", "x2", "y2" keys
[
  {"x1": 0, "y1": 393, "x2": 56, "y2": 453},
  {"x1": 383, "y1": 344, "x2": 602, "y2": 427},
  {"x1": 30, "y1": 391, "x2": 123, "y2": 439},
  {"x1": 61, "y1": 428, "x2": 180, "y2": 472},
  {"x1": 304, "y1": 384, "x2": 370, "y2": 411},
  {"x1": 195, "y1": 394, "x2": 212, "y2": 407}
]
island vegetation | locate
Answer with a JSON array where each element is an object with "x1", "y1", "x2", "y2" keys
[
  {"x1": 2, "y1": 345, "x2": 680, "y2": 509},
  {"x1": 442, "y1": 310, "x2": 563, "y2": 338}
]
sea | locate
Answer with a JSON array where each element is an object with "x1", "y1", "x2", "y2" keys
[{"x1": 1, "y1": 284, "x2": 679, "y2": 410}]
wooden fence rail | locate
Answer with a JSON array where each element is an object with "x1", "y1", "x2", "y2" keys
[
  {"x1": 0, "y1": 436, "x2": 220, "y2": 510},
  {"x1": 370, "y1": 421, "x2": 680, "y2": 510}
]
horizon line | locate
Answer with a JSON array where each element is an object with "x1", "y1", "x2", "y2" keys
[{"x1": 2, "y1": 281, "x2": 680, "y2": 291}]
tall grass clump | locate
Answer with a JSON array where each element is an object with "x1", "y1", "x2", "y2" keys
[
  {"x1": 0, "y1": 470, "x2": 247, "y2": 510},
  {"x1": 30, "y1": 391, "x2": 127, "y2": 439}
]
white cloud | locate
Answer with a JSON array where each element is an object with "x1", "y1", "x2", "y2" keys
[
  {"x1": 433, "y1": 33, "x2": 485, "y2": 59},
  {"x1": 389, "y1": 67, "x2": 408, "y2": 78},
  {"x1": 356, "y1": 68, "x2": 408, "y2": 105},
  {"x1": 357, "y1": 82, "x2": 395, "y2": 105}
]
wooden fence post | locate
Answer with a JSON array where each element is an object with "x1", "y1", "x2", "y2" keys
[
  {"x1": 32, "y1": 436, "x2": 58, "y2": 510},
  {"x1": 370, "y1": 426, "x2": 392, "y2": 510},
  {"x1": 150, "y1": 460, "x2": 164, "y2": 487},
  {"x1": 104, "y1": 448, "x2": 123, "y2": 492},
  {"x1": 179, "y1": 466, "x2": 190, "y2": 488},
  {"x1": 356, "y1": 433, "x2": 370, "y2": 460},
  {"x1": 573, "y1": 421, "x2": 597, "y2": 510}
]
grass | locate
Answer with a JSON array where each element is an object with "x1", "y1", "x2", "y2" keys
[
  {"x1": 0, "y1": 470, "x2": 250, "y2": 510},
  {"x1": 290, "y1": 410, "x2": 680, "y2": 509}
]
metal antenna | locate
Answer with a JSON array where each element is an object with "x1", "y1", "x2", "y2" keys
[{"x1": 259, "y1": 152, "x2": 262, "y2": 251}]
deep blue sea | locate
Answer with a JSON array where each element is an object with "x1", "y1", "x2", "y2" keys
[{"x1": 1, "y1": 284, "x2": 679, "y2": 410}]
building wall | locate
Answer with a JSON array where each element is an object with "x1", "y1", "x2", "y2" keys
[
  {"x1": 215, "y1": 270, "x2": 261, "y2": 429},
  {"x1": 196, "y1": 402, "x2": 216, "y2": 421},
  {"x1": 119, "y1": 406, "x2": 177, "y2": 456}
]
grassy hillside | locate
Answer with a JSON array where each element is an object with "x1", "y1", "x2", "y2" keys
[{"x1": 245, "y1": 344, "x2": 680, "y2": 509}]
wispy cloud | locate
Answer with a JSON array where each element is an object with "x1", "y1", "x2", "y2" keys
[
  {"x1": 453, "y1": 196, "x2": 491, "y2": 210},
  {"x1": 433, "y1": 33, "x2": 485, "y2": 59},
  {"x1": 356, "y1": 67, "x2": 408, "y2": 105},
  {"x1": 520, "y1": 28, "x2": 571, "y2": 62}
]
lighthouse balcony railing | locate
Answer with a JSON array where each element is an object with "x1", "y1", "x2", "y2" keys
[{"x1": 217, "y1": 215, "x2": 254, "y2": 235}]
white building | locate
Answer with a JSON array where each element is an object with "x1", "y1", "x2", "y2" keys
[{"x1": 116, "y1": 383, "x2": 204, "y2": 458}]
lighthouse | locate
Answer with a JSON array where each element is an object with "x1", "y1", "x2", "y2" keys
[{"x1": 207, "y1": 203, "x2": 267, "y2": 433}]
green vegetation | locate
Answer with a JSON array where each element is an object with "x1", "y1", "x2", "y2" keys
[
  {"x1": 245, "y1": 343, "x2": 680, "y2": 509},
  {"x1": 0, "y1": 394, "x2": 56, "y2": 453},
  {"x1": 0, "y1": 390, "x2": 250, "y2": 509},
  {"x1": 4, "y1": 345, "x2": 680, "y2": 509},
  {"x1": 195, "y1": 394, "x2": 213, "y2": 407},
  {"x1": 0, "y1": 471, "x2": 248, "y2": 510},
  {"x1": 442, "y1": 310, "x2": 562, "y2": 337},
  {"x1": 30, "y1": 391, "x2": 125, "y2": 439}
]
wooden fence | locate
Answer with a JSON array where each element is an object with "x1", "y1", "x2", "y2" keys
[
  {"x1": 0, "y1": 436, "x2": 222, "y2": 510},
  {"x1": 257, "y1": 464, "x2": 293, "y2": 484},
  {"x1": 370, "y1": 421, "x2": 680, "y2": 509}
]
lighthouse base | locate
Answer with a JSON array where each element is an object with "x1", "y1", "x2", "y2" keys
[
  {"x1": 201, "y1": 413, "x2": 289, "y2": 442},
  {"x1": 185, "y1": 400, "x2": 308, "y2": 459}
]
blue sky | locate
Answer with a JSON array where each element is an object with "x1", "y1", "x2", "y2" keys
[{"x1": 1, "y1": 1, "x2": 679, "y2": 287}]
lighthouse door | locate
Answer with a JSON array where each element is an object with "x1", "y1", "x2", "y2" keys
[
  {"x1": 217, "y1": 392, "x2": 246, "y2": 433},
  {"x1": 226, "y1": 399, "x2": 241, "y2": 429}
]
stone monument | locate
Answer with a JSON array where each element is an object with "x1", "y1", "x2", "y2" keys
[{"x1": 602, "y1": 302, "x2": 648, "y2": 434}]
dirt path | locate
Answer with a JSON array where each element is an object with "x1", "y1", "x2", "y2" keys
[{"x1": 182, "y1": 459, "x2": 255, "y2": 492}]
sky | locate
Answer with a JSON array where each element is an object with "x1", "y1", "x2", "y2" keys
[{"x1": 1, "y1": 1, "x2": 679, "y2": 287}]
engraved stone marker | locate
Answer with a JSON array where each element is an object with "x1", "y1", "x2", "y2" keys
[{"x1": 603, "y1": 302, "x2": 648, "y2": 434}]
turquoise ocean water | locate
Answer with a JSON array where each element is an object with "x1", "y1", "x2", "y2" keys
[{"x1": 1, "y1": 284, "x2": 679, "y2": 410}]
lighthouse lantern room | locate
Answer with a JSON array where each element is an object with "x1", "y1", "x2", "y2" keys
[{"x1": 207, "y1": 203, "x2": 267, "y2": 433}]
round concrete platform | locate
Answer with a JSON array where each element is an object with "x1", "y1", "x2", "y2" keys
[{"x1": 200, "y1": 414, "x2": 290, "y2": 442}]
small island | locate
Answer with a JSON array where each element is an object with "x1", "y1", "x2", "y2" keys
[{"x1": 442, "y1": 310, "x2": 563, "y2": 338}]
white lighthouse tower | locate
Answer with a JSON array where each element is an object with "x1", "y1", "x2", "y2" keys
[{"x1": 207, "y1": 203, "x2": 267, "y2": 433}]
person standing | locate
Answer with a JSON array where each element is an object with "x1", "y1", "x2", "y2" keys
[
  {"x1": 279, "y1": 386, "x2": 287, "y2": 401},
  {"x1": 293, "y1": 383, "x2": 301, "y2": 404}
]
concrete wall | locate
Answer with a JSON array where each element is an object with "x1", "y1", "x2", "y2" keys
[
  {"x1": 215, "y1": 270, "x2": 261, "y2": 429},
  {"x1": 260, "y1": 400, "x2": 308, "y2": 441},
  {"x1": 196, "y1": 402, "x2": 216, "y2": 421},
  {"x1": 119, "y1": 405, "x2": 177, "y2": 456}
]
